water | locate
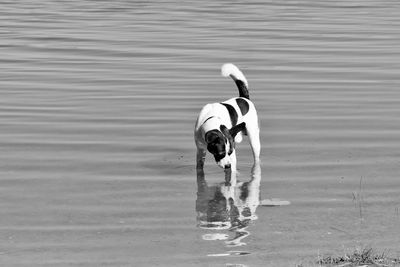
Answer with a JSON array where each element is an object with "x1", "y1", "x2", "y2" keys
[{"x1": 1, "y1": 0, "x2": 400, "y2": 266}]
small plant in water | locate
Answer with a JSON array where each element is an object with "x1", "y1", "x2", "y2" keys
[
  {"x1": 317, "y1": 247, "x2": 400, "y2": 266},
  {"x1": 352, "y1": 176, "x2": 365, "y2": 220}
]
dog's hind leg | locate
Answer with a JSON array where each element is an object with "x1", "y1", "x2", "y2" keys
[{"x1": 246, "y1": 123, "x2": 261, "y2": 164}]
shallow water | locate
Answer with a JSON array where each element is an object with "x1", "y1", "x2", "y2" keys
[{"x1": 1, "y1": 0, "x2": 400, "y2": 266}]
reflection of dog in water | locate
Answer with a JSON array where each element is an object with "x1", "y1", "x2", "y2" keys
[{"x1": 196, "y1": 164, "x2": 261, "y2": 247}]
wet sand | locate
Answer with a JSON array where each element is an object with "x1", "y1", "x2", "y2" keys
[{"x1": 1, "y1": 0, "x2": 400, "y2": 266}]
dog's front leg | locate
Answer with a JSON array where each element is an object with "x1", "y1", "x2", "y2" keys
[
  {"x1": 196, "y1": 148, "x2": 206, "y2": 171},
  {"x1": 196, "y1": 148, "x2": 208, "y2": 191}
]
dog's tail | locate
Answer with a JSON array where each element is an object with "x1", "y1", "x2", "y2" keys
[{"x1": 221, "y1": 63, "x2": 250, "y2": 99}]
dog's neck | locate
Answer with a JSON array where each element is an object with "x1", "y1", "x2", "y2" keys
[{"x1": 201, "y1": 116, "x2": 221, "y2": 136}]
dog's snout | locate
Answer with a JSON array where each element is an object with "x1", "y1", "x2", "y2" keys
[{"x1": 224, "y1": 164, "x2": 231, "y2": 169}]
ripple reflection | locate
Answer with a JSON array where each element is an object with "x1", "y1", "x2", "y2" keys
[{"x1": 196, "y1": 164, "x2": 261, "y2": 253}]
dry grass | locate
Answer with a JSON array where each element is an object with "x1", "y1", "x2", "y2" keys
[{"x1": 317, "y1": 247, "x2": 400, "y2": 267}]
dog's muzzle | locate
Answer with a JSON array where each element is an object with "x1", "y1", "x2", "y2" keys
[{"x1": 217, "y1": 155, "x2": 231, "y2": 169}]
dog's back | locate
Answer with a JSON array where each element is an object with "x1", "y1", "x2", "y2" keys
[{"x1": 195, "y1": 63, "x2": 253, "y2": 131}]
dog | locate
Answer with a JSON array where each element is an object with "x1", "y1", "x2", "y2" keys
[{"x1": 194, "y1": 63, "x2": 260, "y2": 184}]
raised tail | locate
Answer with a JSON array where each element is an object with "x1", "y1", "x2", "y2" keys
[{"x1": 221, "y1": 63, "x2": 250, "y2": 99}]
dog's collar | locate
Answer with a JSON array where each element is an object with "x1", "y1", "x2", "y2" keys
[
  {"x1": 203, "y1": 116, "x2": 216, "y2": 125},
  {"x1": 201, "y1": 116, "x2": 222, "y2": 137},
  {"x1": 202, "y1": 116, "x2": 221, "y2": 129}
]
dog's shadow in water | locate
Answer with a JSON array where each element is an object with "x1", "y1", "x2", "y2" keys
[{"x1": 196, "y1": 163, "x2": 261, "y2": 247}]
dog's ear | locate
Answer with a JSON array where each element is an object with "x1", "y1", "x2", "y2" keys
[
  {"x1": 219, "y1": 125, "x2": 230, "y2": 136},
  {"x1": 229, "y1": 122, "x2": 246, "y2": 138}
]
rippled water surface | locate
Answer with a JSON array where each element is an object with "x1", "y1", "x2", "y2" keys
[{"x1": 1, "y1": 0, "x2": 400, "y2": 266}]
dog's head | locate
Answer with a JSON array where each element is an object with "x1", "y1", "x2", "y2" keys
[{"x1": 205, "y1": 122, "x2": 246, "y2": 169}]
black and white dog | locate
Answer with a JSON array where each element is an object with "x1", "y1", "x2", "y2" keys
[{"x1": 194, "y1": 63, "x2": 260, "y2": 184}]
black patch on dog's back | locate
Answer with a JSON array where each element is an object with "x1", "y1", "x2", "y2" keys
[
  {"x1": 220, "y1": 103, "x2": 238, "y2": 127},
  {"x1": 236, "y1": 98, "x2": 249, "y2": 116}
]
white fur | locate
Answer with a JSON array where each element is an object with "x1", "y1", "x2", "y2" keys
[
  {"x1": 221, "y1": 63, "x2": 248, "y2": 88},
  {"x1": 195, "y1": 63, "x2": 260, "y2": 185}
]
